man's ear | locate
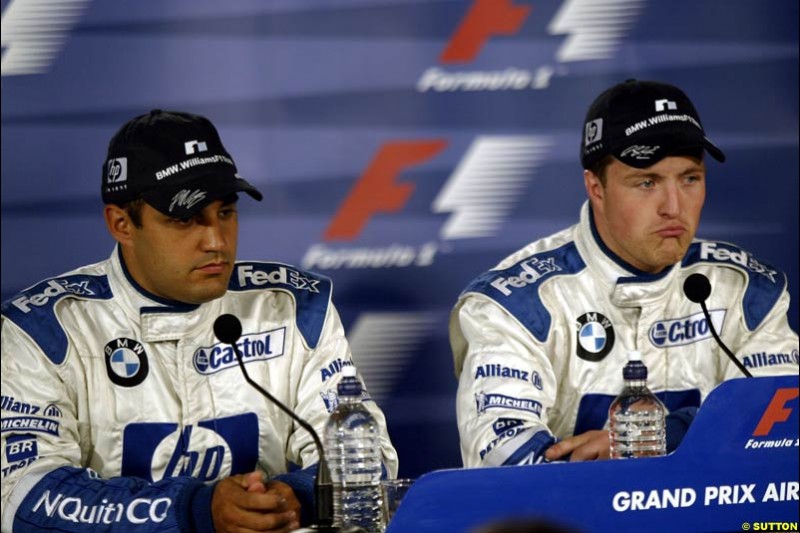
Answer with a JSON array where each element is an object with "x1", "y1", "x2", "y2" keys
[
  {"x1": 104, "y1": 204, "x2": 134, "y2": 246},
  {"x1": 584, "y1": 169, "x2": 604, "y2": 206}
]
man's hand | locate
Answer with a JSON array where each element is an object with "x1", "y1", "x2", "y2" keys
[
  {"x1": 212, "y1": 472, "x2": 301, "y2": 533},
  {"x1": 544, "y1": 430, "x2": 611, "y2": 462}
]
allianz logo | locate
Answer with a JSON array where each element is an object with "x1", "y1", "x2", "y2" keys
[
  {"x1": 699, "y1": 242, "x2": 777, "y2": 283},
  {"x1": 490, "y1": 257, "x2": 561, "y2": 296},
  {"x1": 237, "y1": 264, "x2": 320, "y2": 293},
  {"x1": 193, "y1": 328, "x2": 286, "y2": 375},
  {"x1": 12, "y1": 279, "x2": 95, "y2": 313},
  {"x1": 649, "y1": 310, "x2": 725, "y2": 348}
]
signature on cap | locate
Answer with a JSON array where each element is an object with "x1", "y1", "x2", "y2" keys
[{"x1": 169, "y1": 189, "x2": 207, "y2": 213}]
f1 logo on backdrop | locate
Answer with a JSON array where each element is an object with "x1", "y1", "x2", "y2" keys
[
  {"x1": 1, "y1": 0, "x2": 91, "y2": 76},
  {"x1": 302, "y1": 136, "x2": 553, "y2": 270},
  {"x1": 744, "y1": 387, "x2": 799, "y2": 452},
  {"x1": 417, "y1": 0, "x2": 645, "y2": 93}
]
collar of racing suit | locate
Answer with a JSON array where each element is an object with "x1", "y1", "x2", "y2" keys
[
  {"x1": 576, "y1": 201, "x2": 682, "y2": 308},
  {"x1": 109, "y1": 245, "x2": 223, "y2": 342}
]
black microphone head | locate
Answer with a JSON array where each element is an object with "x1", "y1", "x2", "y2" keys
[
  {"x1": 683, "y1": 273, "x2": 712, "y2": 303},
  {"x1": 214, "y1": 314, "x2": 242, "y2": 344}
]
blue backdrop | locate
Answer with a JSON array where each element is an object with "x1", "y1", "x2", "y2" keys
[{"x1": 2, "y1": 0, "x2": 798, "y2": 479}]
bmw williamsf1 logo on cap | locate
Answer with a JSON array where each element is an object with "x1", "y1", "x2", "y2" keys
[
  {"x1": 575, "y1": 312, "x2": 615, "y2": 362},
  {"x1": 104, "y1": 338, "x2": 149, "y2": 387}
]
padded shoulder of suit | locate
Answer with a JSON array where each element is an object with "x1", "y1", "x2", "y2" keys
[
  {"x1": 460, "y1": 242, "x2": 586, "y2": 342},
  {"x1": 1, "y1": 275, "x2": 112, "y2": 364},
  {"x1": 229, "y1": 262, "x2": 332, "y2": 349},
  {"x1": 682, "y1": 241, "x2": 787, "y2": 331}
]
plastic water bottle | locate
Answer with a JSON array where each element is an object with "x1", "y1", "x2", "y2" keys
[
  {"x1": 608, "y1": 351, "x2": 667, "y2": 458},
  {"x1": 324, "y1": 365, "x2": 383, "y2": 532}
]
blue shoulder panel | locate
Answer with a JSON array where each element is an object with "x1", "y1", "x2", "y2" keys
[
  {"x1": 462, "y1": 242, "x2": 586, "y2": 342},
  {"x1": 229, "y1": 262, "x2": 332, "y2": 349},
  {"x1": 1, "y1": 275, "x2": 112, "y2": 365},
  {"x1": 682, "y1": 241, "x2": 786, "y2": 331}
]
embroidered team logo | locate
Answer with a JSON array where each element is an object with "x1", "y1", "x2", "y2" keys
[
  {"x1": 104, "y1": 338, "x2": 149, "y2": 387},
  {"x1": 575, "y1": 312, "x2": 615, "y2": 362}
]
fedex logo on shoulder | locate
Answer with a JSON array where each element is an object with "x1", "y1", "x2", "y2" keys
[
  {"x1": 237, "y1": 265, "x2": 319, "y2": 293},
  {"x1": 12, "y1": 279, "x2": 95, "y2": 313},
  {"x1": 700, "y1": 243, "x2": 777, "y2": 283},
  {"x1": 491, "y1": 257, "x2": 561, "y2": 296}
]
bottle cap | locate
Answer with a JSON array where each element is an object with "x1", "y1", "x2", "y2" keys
[
  {"x1": 337, "y1": 365, "x2": 363, "y2": 396},
  {"x1": 623, "y1": 354, "x2": 647, "y2": 380}
]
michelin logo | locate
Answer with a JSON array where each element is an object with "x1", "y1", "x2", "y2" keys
[
  {"x1": 475, "y1": 392, "x2": 542, "y2": 417},
  {"x1": 649, "y1": 310, "x2": 725, "y2": 348},
  {"x1": 194, "y1": 329, "x2": 285, "y2": 375},
  {"x1": 32, "y1": 491, "x2": 171, "y2": 525},
  {"x1": 490, "y1": 257, "x2": 561, "y2": 296},
  {"x1": 238, "y1": 264, "x2": 320, "y2": 293},
  {"x1": 12, "y1": 279, "x2": 95, "y2": 313},
  {"x1": 700, "y1": 242, "x2": 777, "y2": 283}
]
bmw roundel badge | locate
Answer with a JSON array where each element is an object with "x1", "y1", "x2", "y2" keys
[
  {"x1": 575, "y1": 312, "x2": 615, "y2": 362},
  {"x1": 104, "y1": 338, "x2": 149, "y2": 387}
]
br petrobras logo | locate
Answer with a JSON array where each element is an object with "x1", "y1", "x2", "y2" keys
[
  {"x1": 416, "y1": 0, "x2": 644, "y2": 93},
  {"x1": 2, "y1": 434, "x2": 39, "y2": 477},
  {"x1": 302, "y1": 136, "x2": 553, "y2": 270},
  {"x1": 104, "y1": 338, "x2": 149, "y2": 387},
  {"x1": 121, "y1": 413, "x2": 259, "y2": 483},
  {"x1": 575, "y1": 312, "x2": 615, "y2": 362},
  {"x1": 193, "y1": 328, "x2": 286, "y2": 375},
  {"x1": 649, "y1": 309, "x2": 726, "y2": 348}
]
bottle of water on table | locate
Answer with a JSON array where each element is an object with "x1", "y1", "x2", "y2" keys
[
  {"x1": 324, "y1": 365, "x2": 383, "y2": 532},
  {"x1": 609, "y1": 350, "x2": 666, "y2": 458}
]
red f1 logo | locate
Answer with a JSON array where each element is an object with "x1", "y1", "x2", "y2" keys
[
  {"x1": 440, "y1": 0, "x2": 533, "y2": 64},
  {"x1": 324, "y1": 141, "x2": 448, "y2": 241},
  {"x1": 753, "y1": 387, "x2": 799, "y2": 436}
]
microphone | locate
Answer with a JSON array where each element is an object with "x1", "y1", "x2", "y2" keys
[
  {"x1": 682, "y1": 273, "x2": 752, "y2": 378},
  {"x1": 213, "y1": 314, "x2": 336, "y2": 531}
]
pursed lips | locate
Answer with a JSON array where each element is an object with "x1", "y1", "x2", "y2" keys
[{"x1": 655, "y1": 225, "x2": 686, "y2": 238}]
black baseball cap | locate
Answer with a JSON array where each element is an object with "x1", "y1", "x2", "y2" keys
[
  {"x1": 580, "y1": 79, "x2": 725, "y2": 169},
  {"x1": 102, "y1": 110, "x2": 263, "y2": 218}
]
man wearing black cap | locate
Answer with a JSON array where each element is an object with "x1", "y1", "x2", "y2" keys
[
  {"x1": 450, "y1": 80, "x2": 798, "y2": 468},
  {"x1": 0, "y1": 110, "x2": 398, "y2": 532}
]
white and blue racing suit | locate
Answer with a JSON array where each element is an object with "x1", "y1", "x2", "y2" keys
[
  {"x1": 1, "y1": 247, "x2": 398, "y2": 532},
  {"x1": 451, "y1": 202, "x2": 799, "y2": 467}
]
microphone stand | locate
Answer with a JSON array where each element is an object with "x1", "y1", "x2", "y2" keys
[
  {"x1": 697, "y1": 299, "x2": 753, "y2": 378},
  {"x1": 214, "y1": 315, "x2": 336, "y2": 531},
  {"x1": 683, "y1": 273, "x2": 753, "y2": 378}
]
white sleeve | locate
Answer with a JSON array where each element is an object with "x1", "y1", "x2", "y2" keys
[{"x1": 451, "y1": 295, "x2": 560, "y2": 468}]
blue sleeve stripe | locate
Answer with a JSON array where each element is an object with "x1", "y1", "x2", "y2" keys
[
  {"x1": 501, "y1": 430, "x2": 556, "y2": 466},
  {"x1": 13, "y1": 466, "x2": 206, "y2": 533},
  {"x1": 273, "y1": 463, "x2": 318, "y2": 526}
]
